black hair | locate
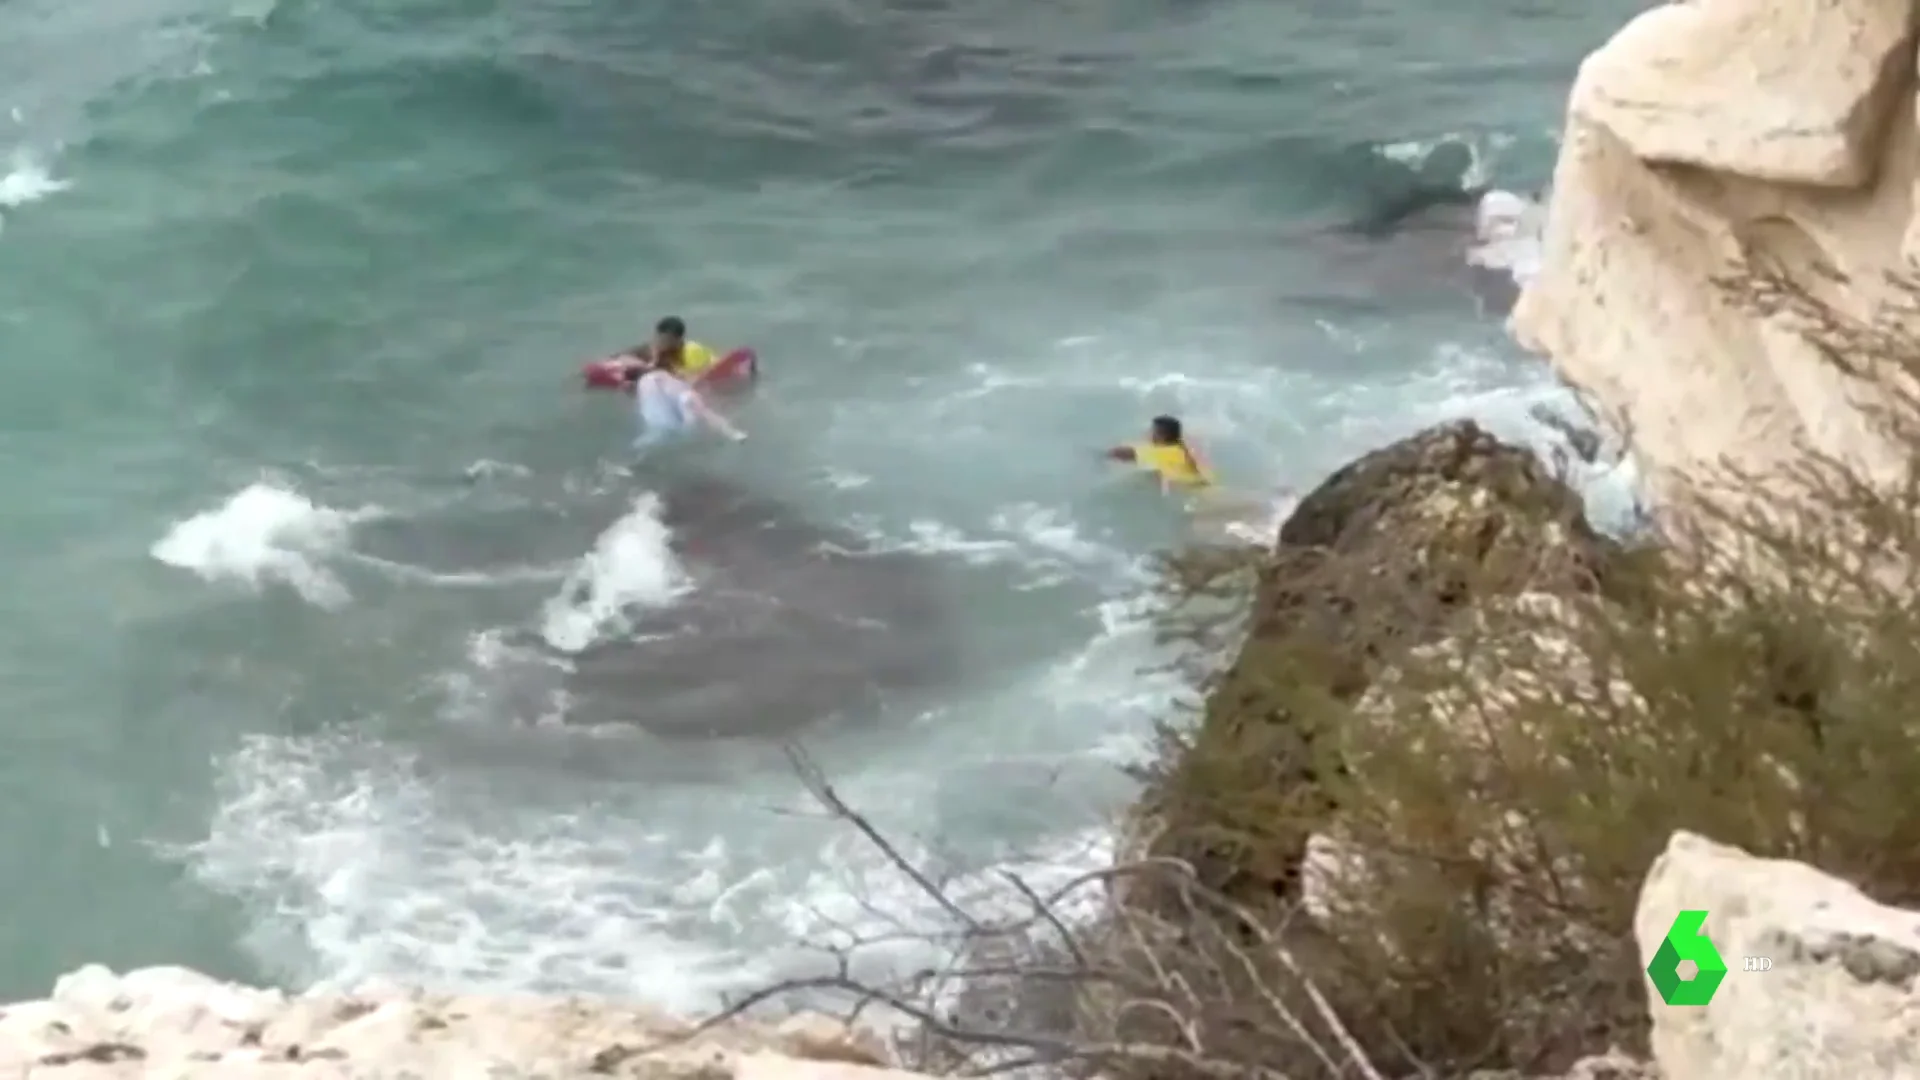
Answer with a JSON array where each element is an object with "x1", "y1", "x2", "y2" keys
[
  {"x1": 1151, "y1": 415, "x2": 1183, "y2": 443},
  {"x1": 655, "y1": 316, "x2": 687, "y2": 338}
]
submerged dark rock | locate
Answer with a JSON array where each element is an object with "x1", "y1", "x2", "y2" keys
[
  {"x1": 560, "y1": 473, "x2": 959, "y2": 740},
  {"x1": 1283, "y1": 197, "x2": 1524, "y2": 318}
]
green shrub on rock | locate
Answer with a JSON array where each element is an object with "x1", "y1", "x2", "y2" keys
[{"x1": 1132, "y1": 419, "x2": 1635, "y2": 920}]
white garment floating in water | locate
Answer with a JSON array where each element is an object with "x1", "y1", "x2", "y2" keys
[{"x1": 633, "y1": 370, "x2": 698, "y2": 448}]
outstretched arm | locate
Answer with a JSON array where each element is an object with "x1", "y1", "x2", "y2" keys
[
  {"x1": 1105, "y1": 446, "x2": 1137, "y2": 463},
  {"x1": 607, "y1": 348, "x2": 652, "y2": 394},
  {"x1": 686, "y1": 390, "x2": 747, "y2": 441}
]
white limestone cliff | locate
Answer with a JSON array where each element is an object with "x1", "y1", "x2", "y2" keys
[
  {"x1": 1511, "y1": 0, "x2": 1920, "y2": 524},
  {"x1": 1636, "y1": 831, "x2": 1920, "y2": 1080},
  {"x1": 0, "y1": 966, "x2": 915, "y2": 1079}
]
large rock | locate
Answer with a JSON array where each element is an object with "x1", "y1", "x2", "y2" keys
[
  {"x1": 1512, "y1": 0, "x2": 1920, "y2": 530},
  {"x1": 0, "y1": 965, "x2": 911, "y2": 1079},
  {"x1": 1134, "y1": 419, "x2": 1628, "y2": 911},
  {"x1": 1635, "y1": 832, "x2": 1920, "y2": 1080},
  {"x1": 1256, "y1": 418, "x2": 1622, "y2": 675},
  {"x1": 1574, "y1": 0, "x2": 1916, "y2": 185}
]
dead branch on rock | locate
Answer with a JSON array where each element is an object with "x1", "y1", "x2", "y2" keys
[
  {"x1": 665, "y1": 743, "x2": 1387, "y2": 1080},
  {"x1": 783, "y1": 746, "x2": 983, "y2": 935}
]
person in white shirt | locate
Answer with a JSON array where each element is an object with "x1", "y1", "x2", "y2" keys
[{"x1": 631, "y1": 349, "x2": 746, "y2": 451}]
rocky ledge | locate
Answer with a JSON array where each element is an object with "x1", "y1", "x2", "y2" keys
[{"x1": 0, "y1": 967, "x2": 915, "y2": 1079}]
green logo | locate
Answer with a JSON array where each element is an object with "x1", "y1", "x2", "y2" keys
[{"x1": 1646, "y1": 909, "x2": 1727, "y2": 1006}]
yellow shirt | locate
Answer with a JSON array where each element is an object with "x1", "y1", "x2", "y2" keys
[
  {"x1": 1134, "y1": 441, "x2": 1212, "y2": 487},
  {"x1": 680, "y1": 341, "x2": 717, "y2": 375}
]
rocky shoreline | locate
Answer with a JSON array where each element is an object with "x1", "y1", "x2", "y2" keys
[{"x1": 0, "y1": 965, "x2": 910, "y2": 1078}]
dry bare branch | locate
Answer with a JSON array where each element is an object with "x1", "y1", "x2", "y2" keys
[{"x1": 661, "y1": 742, "x2": 1392, "y2": 1080}]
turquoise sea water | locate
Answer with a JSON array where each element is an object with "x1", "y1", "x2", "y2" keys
[{"x1": 0, "y1": 0, "x2": 1639, "y2": 1009}]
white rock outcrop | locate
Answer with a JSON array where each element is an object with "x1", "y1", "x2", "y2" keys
[
  {"x1": 1512, "y1": 0, "x2": 1920, "y2": 524},
  {"x1": 0, "y1": 965, "x2": 916, "y2": 1079},
  {"x1": 1636, "y1": 831, "x2": 1920, "y2": 1080}
]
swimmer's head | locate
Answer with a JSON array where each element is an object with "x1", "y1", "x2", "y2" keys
[
  {"x1": 1150, "y1": 415, "x2": 1183, "y2": 445},
  {"x1": 652, "y1": 315, "x2": 687, "y2": 358}
]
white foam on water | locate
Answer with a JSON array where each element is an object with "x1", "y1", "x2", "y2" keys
[
  {"x1": 0, "y1": 151, "x2": 65, "y2": 207},
  {"x1": 435, "y1": 628, "x2": 575, "y2": 729},
  {"x1": 1190, "y1": 488, "x2": 1299, "y2": 547},
  {"x1": 150, "y1": 482, "x2": 377, "y2": 608},
  {"x1": 0, "y1": 148, "x2": 68, "y2": 238},
  {"x1": 844, "y1": 502, "x2": 1152, "y2": 590},
  {"x1": 462, "y1": 458, "x2": 533, "y2": 481},
  {"x1": 183, "y1": 574, "x2": 1166, "y2": 1014},
  {"x1": 1376, "y1": 130, "x2": 1515, "y2": 191},
  {"x1": 1303, "y1": 337, "x2": 1645, "y2": 532},
  {"x1": 184, "y1": 733, "x2": 1132, "y2": 1014},
  {"x1": 1399, "y1": 344, "x2": 1645, "y2": 531},
  {"x1": 538, "y1": 493, "x2": 691, "y2": 654},
  {"x1": 886, "y1": 518, "x2": 1023, "y2": 566},
  {"x1": 185, "y1": 732, "x2": 777, "y2": 1013},
  {"x1": 819, "y1": 468, "x2": 871, "y2": 490},
  {"x1": 1469, "y1": 187, "x2": 1545, "y2": 290}
]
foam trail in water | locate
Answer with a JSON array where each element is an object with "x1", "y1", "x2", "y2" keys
[
  {"x1": 150, "y1": 483, "x2": 375, "y2": 608},
  {"x1": 538, "y1": 493, "x2": 690, "y2": 653}
]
